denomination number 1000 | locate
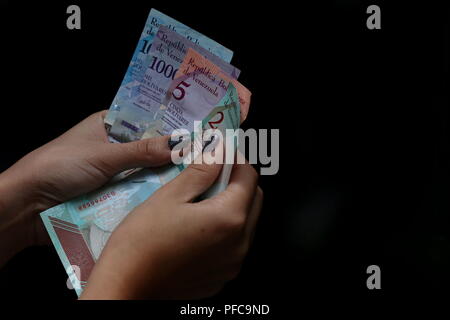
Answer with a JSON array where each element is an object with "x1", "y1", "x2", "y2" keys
[{"x1": 149, "y1": 56, "x2": 178, "y2": 80}]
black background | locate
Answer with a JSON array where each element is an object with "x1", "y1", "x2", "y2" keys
[{"x1": 1, "y1": 0, "x2": 449, "y2": 311}]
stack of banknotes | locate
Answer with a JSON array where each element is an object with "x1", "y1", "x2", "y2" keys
[{"x1": 40, "y1": 8, "x2": 251, "y2": 296}]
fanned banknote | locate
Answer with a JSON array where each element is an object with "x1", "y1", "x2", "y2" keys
[
  {"x1": 109, "y1": 26, "x2": 240, "y2": 142},
  {"x1": 142, "y1": 48, "x2": 250, "y2": 139},
  {"x1": 104, "y1": 9, "x2": 234, "y2": 130},
  {"x1": 142, "y1": 48, "x2": 246, "y2": 186},
  {"x1": 41, "y1": 11, "x2": 251, "y2": 296}
]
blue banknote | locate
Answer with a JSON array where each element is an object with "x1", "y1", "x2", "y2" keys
[
  {"x1": 40, "y1": 169, "x2": 163, "y2": 296},
  {"x1": 109, "y1": 26, "x2": 240, "y2": 142},
  {"x1": 104, "y1": 9, "x2": 234, "y2": 130}
]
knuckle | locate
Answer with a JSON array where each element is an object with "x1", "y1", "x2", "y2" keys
[
  {"x1": 142, "y1": 139, "x2": 154, "y2": 155},
  {"x1": 256, "y1": 186, "x2": 264, "y2": 200},
  {"x1": 95, "y1": 110, "x2": 107, "y2": 118},
  {"x1": 133, "y1": 140, "x2": 156, "y2": 162},
  {"x1": 185, "y1": 163, "x2": 221, "y2": 186},
  {"x1": 217, "y1": 211, "x2": 246, "y2": 235},
  {"x1": 188, "y1": 163, "x2": 217, "y2": 177},
  {"x1": 89, "y1": 110, "x2": 107, "y2": 122},
  {"x1": 256, "y1": 186, "x2": 264, "y2": 201},
  {"x1": 247, "y1": 163, "x2": 259, "y2": 181}
]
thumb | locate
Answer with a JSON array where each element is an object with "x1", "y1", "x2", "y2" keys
[{"x1": 100, "y1": 135, "x2": 172, "y2": 173}]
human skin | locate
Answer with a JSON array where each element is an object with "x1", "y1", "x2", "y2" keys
[
  {"x1": 0, "y1": 111, "x2": 263, "y2": 299},
  {"x1": 81, "y1": 157, "x2": 263, "y2": 299},
  {"x1": 0, "y1": 111, "x2": 172, "y2": 267}
]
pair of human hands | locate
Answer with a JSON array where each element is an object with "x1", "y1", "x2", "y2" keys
[{"x1": 0, "y1": 111, "x2": 262, "y2": 299}]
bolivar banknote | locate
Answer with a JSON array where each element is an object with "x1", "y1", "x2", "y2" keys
[
  {"x1": 40, "y1": 169, "x2": 163, "y2": 296},
  {"x1": 104, "y1": 9, "x2": 234, "y2": 130},
  {"x1": 142, "y1": 48, "x2": 245, "y2": 189},
  {"x1": 40, "y1": 54, "x2": 245, "y2": 295},
  {"x1": 109, "y1": 26, "x2": 240, "y2": 142},
  {"x1": 155, "y1": 82, "x2": 242, "y2": 192},
  {"x1": 41, "y1": 84, "x2": 243, "y2": 297},
  {"x1": 41, "y1": 12, "x2": 250, "y2": 295},
  {"x1": 142, "y1": 48, "x2": 250, "y2": 139}
]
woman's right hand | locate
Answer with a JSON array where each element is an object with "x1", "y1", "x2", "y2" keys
[{"x1": 80, "y1": 157, "x2": 263, "y2": 300}]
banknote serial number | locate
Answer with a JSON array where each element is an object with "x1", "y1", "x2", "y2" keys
[{"x1": 180, "y1": 304, "x2": 270, "y2": 317}]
